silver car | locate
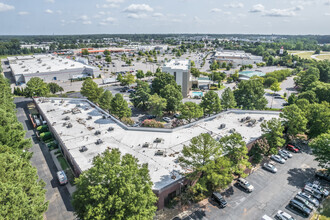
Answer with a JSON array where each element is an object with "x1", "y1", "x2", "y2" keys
[
  {"x1": 297, "y1": 191, "x2": 319, "y2": 207},
  {"x1": 271, "y1": 155, "x2": 285, "y2": 164},
  {"x1": 275, "y1": 210, "x2": 295, "y2": 220},
  {"x1": 263, "y1": 162, "x2": 277, "y2": 173},
  {"x1": 279, "y1": 149, "x2": 292, "y2": 158}
]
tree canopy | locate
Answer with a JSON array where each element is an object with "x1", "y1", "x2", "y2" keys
[
  {"x1": 179, "y1": 102, "x2": 203, "y2": 122},
  {"x1": 221, "y1": 87, "x2": 236, "y2": 110},
  {"x1": 25, "y1": 77, "x2": 50, "y2": 97},
  {"x1": 280, "y1": 104, "x2": 308, "y2": 137},
  {"x1": 99, "y1": 90, "x2": 113, "y2": 112},
  {"x1": 47, "y1": 82, "x2": 64, "y2": 94},
  {"x1": 200, "y1": 91, "x2": 222, "y2": 116},
  {"x1": 151, "y1": 72, "x2": 179, "y2": 95},
  {"x1": 309, "y1": 133, "x2": 330, "y2": 172},
  {"x1": 148, "y1": 94, "x2": 166, "y2": 117},
  {"x1": 72, "y1": 149, "x2": 157, "y2": 220},
  {"x1": 160, "y1": 84, "x2": 183, "y2": 113},
  {"x1": 261, "y1": 118, "x2": 285, "y2": 155},
  {"x1": 80, "y1": 78, "x2": 104, "y2": 103},
  {"x1": 110, "y1": 93, "x2": 131, "y2": 119}
]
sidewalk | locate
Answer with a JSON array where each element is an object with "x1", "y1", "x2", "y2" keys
[{"x1": 50, "y1": 150, "x2": 76, "y2": 195}]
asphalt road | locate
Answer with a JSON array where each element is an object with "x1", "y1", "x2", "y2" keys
[
  {"x1": 183, "y1": 145, "x2": 321, "y2": 220},
  {"x1": 15, "y1": 97, "x2": 75, "y2": 220}
]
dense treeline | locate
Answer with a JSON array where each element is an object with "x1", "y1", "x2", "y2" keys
[{"x1": 0, "y1": 74, "x2": 48, "y2": 219}]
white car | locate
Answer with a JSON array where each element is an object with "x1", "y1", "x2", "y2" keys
[
  {"x1": 271, "y1": 155, "x2": 285, "y2": 164},
  {"x1": 162, "y1": 117, "x2": 171, "y2": 123},
  {"x1": 279, "y1": 149, "x2": 292, "y2": 158},
  {"x1": 275, "y1": 210, "x2": 295, "y2": 220},
  {"x1": 236, "y1": 178, "x2": 254, "y2": 192}
]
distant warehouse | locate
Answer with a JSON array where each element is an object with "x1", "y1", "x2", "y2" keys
[
  {"x1": 7, "y1": 54, "x2": 100, "y2": 84},
  {"x1": 213, "y1": 50, "x2": 263, "y2": 67}
]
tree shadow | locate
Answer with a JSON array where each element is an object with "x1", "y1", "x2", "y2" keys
[
  {"x1": 287, "y1": 167, "x2": 317, "y2": 189},
  {"x1": 182, "y1": 210, "x2": 207, "y2": 220},
  {"x1": 222, "y1": 186, "x2": 235, "y2": 198},
  {"x1": 284, "y1": 204, "x2": 310, "y2": 219}
]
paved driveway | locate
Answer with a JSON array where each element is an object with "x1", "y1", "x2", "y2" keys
[
  {"x1": 15, "y1": 97, "x2": 75, "y2": 220},
  {"x1": 183, "y1": 146, "x2": 320, "y2": 220}
]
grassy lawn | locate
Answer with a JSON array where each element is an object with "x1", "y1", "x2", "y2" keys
[
  {"x1": 287, "y1": 50, "x2": 330, "y2": 61},
  {"x1": 316, "y1": 54, "x2": 330, "y2": 61},
  {"x1": 312, "y1": 197, "x2": 330, "y2": 220},
  {"x1": 56, "y1": 155, "x2": 69, "y2": 170}
]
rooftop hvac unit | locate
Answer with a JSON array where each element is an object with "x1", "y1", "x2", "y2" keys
[
  {"x1": 154, "y1": 138, "x2": 164, "y2": 143},
  {"x1": 102, "y1": 115, "x2": 107, "y2": 119},
  {"x1": 65, "y1": 62, "x2": 68, "y2": 64},
  {"x1": 229, "y1": 128, "x2": 236, "y2": 133},
  {"x1": 22, "y1": 65, "x2": 26, "y2": 68},
  {"x1": 246, "y1": 116, "x2": 251, "y2": 120},
  {"x1": 24, "y1": 69, "x2": 29, "y2": 72},
  {"x1": 59, "y1": 60, "x2": 62, "y2": 62},
  {"x1": 71, "y1": 64, "x2": 75, "y2": 67},
  {"x1": 155, "y1": 150, "x2": 165, "y2": 156},
  {"x1": 42, "y1": 64, "x2": 46, "y2": 66},
  {"x1": 94, "y1": 130, "x2": 101, "y2": 135},
  {"x1": 63, "y1": 116, "x2": 70, "y2": 120},
  {"x1": 19, "y1": 63, "x2": 22, "y2": 65},
  {"x1": 259, "y1": 117, "x2": 264, "y2": 121},
  {"x1": 47, "y1": 66, "x2": 51, "y2": 69},
  {"x1": 219, "y1": 123, "x2": 226, "y2": 129},
  {"x1": 87, "y1": 116, "x2": 92, "y2": 120},
  {"x1": 51, "y1": 57, "x2": 55, "y2": 60},
  {"x1": 142, "y1": 142, "x2": 150, "y2": 148},
  {"x1": 67, "y1": 123, "x2": 73, "y2": 128},
  {"x1": 79, "y1": 146, "x2": 88, "y2": 152},
  {"x1": 108, "y1": 127, "x2": 114, "y2": 131},
  {"x1": 96, "y1": 139, "x2": 103, "y2": 145}
]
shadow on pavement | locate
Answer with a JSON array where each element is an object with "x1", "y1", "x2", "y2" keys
[
  {"x1": 284, "y1": 204, "x2": 310, "y2": 219},
  {"x1": 182, "y1": 210, "x2": 207, "y2": 220},
  {"x1": 287, "y1": 167, "x2": 317, "y2": 189},
  {"x1": 222, "y1": 186, "x2": 234, "y2": 198}
]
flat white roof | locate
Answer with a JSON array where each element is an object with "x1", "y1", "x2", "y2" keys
[
  {"x1": 8, "y1": 54, "x2": 94, "y2": 75},
  {"x1": 35, "y1": 98, "x2": 279, "y2": 190},
  {"x1": 163, "y1": 59, "x2": 190, "y2": 71}
]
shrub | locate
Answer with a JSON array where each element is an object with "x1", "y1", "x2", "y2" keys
[
  {"x1": 121, "y1": 117, "x2": 134, "y2": 125},
  {"x1": 141, "y1": 119, "x2": 164, "y2": 128},
  {"x1": 37, "y1": 125, "x2": 48, "y2": 133},
  {"x1": 40, "y1": 132, "x2": 52, "y2": 141}
]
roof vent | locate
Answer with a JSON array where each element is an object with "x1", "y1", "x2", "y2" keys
[
  {"x1": 259, "y1": 117, "x2": 264, "y2": 121},
  {"x1": 219, "y1": 123, "x2": 226, "y2": 129},
  {"x1": 108, "y1": 127, "x2": 114, "y2": 131},
  {"x1": 79, "y1": 146, "x2": 88, "y2": 152},
  {"x1": 94, "y1": 130, "x2": 101, "y2": 135},
  {"x1": 154, "y1": 138, "x2": 164, "y2": 143},
  {"x1": 63, "y1": 116, "x2": 70, "y2": 120},
  {"x1": 96, "y1": 139, "x2": 103, "y2": 145},
  {"x1": 87, "y1": 115, "x2": 92, "y2": 120},
  {"x1": 142, "y1": 142, "x2": 150, "y2": 148},
  {"x1": 67, "y1": 123, "x2": 73, "y2": 128},
  {"x1": 229, "y1": 128, "x2": 236, "y2": 133},
  {"x1": 246, "y1": 116, "x2": 251, "y2": 120},
  {"x1": 102, "y1": 115, "x2": 107, "y2": 119}
]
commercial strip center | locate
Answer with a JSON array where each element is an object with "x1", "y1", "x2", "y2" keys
[{"x1": 34, "y1": 97, "x2": 280, "y2": 209}]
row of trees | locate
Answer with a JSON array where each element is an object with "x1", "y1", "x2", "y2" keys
[
  {"x1": 0, "y1": 75, "x2": 48, "y2": 219},
  {"x1": 14, "y1": 79, "x2": 64, "y2": 97}
]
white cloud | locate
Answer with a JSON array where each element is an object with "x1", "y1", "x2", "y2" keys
[
  {"x1": 264, "y1": 8, "x2": 297, "y2": 17},
  {"x1": 171, "y1": 18, "x2": 182, "y2": 23},
  {"x1": 224, "y1": 11, "x2": 232, "y2": 15},
  {"x1": 99, "y1": 22, "x2": 108, "y2": 26},
  {"x1": 152, "y1": 12, "x2": 164, "y2": 17},
  {"x1": 127, "y1": 13, "x2": 147, "y2": 19},
  {"x1": 82, "y1": 20, "x2": 92, "y2": 25},
  {"x1": 56, "y1": 10, "x2": 62, "y2": 14},
  {"x1": 18, "y1": 11, "x2": 29, "y2": 15},
  {"x1": 45, "y1": 0, "x2": 55, "y2": 3},
  {"x1": 249, "y1": 4, "x2": 265, "y2": 13},
  {"x1": 325, "y1": 12, "x2": 330, "y2": 15},
  {"x1": 124, "y1": 4, "x2": 153, "y2": 13},
  {"x1": 193, "y1": 16, "x2": 202, "y2": 23},
  {"x1": 325, "y1": 0, "x2": 330, "y2": 5},
  {"x1": 105, "y1": 17, "x2": 116, "y2": 22},
  {"x1": 45, "y1": 9, "x2": 53, "y2": 14},
  {"x1": 224, "y1": 3, "x2": 244, "y2": 8},
  {"x1": 0, "y1": 2, "x2": 15, "y2": 12},
  {"x1": 210, "y1": 8, "x2": 222, "y2": 13},
  {"x1": 294, "y1": 5, "x2": 304, "y2": 11},
  {"x1": 106, "y1": 0, "x2": 124, "y2": 2},
  {"x1": 96, "y1": 4, "x2": 119, "y2": 9},
  {"x1": 80, "y1": 15, "x2": 89, "y2": 20}
]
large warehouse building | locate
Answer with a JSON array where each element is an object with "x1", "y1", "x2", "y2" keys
[
  {"x1": 34, "y1": 97, "x2": 280, "y2": 209},
  {"x1": 7, "y1": 54, "x2": 100, "y2": 84},
  {"x1": 213, "y1": 50, "x2": 263, "y2": 67}
]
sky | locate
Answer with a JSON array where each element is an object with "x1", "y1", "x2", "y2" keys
[{"x1": 0, "y1": 0, "x2": 330, "y2": 35}]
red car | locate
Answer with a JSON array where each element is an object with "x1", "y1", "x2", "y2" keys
[{"x1": 286, "y1": 144, "x2": 299, "y2": 153}]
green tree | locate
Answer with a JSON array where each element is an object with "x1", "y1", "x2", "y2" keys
[
  {"x1": 131, "y1": 81, "x2": 151, "y2": 110},
  {"x1": 297, "y1": 90, "x2": 318, "y2": 103},
  {"x1": 120, "y1": 73, "x2": 135, "y2": 86},
  {"x1": 219, "y1": 133, "x2": 251, "y2": 177},
  {"x1": 306, "y1": 102, "x2": 330, "y2": 139},
  {"x1": 295, "y1": 99, "x2": 310, "y2": 110},
  {"x1": 72, "y1": 149, "x2": 157, "y2": 220},
  {"x1": 47, "y1": 82, "x2": 64, "y2": 94},
  {"x1": 82, "y1": 49, "x2": 89, "y2": 56},
  {"x1": 280, "y1": 104, "x2": 308, "y2": 137},
  {"x1": 179, "y1": 102, "x2": 203, "y2": 122},
  {"x1": 80, "y1": 78, "x2": 104, "y2": 103},
  {"x1": 25, "y1": 77, "x2": 50, "y2": 97},
  {"x1": 145, "y1": 71, "x2": 153, "y2": 77},
  {"x1": 234, "y1": 79, "x2": 268, "y2": 110},
  {"x1": 309, "y1": 133, "x2": 330, "y2": 172},
  {"x1": 0, "y1": 151, "x2": 48, "y2": 220},
  {"x1": 136, "y1": 70, "x2": 145, "y2": 79},
  {"x1": 103, "y1": 49, "x2": 110, "y2": 56},
  {"x1": 160, "y1": 84, "x2": 183, "y2": 113},
  {"x1": 307, "y1": 81, "x2": 330, "y2": 103},
  {"x1": 152, "y1": 72, "x2": 179, "y2": 95},
  {"x1": 288, "y1": 93, "x2": 297, "y2": 105},
  {"x1": 200, "y1": 91, "x2": 222, "y2": 116},
  {"x1": 110, "y1": 93, "x2": 131, "y2": 119},
  {"x1": 261, "y1": 118, "x2": 285, "y2": 155},
  {"x1": 179, "y1": 133, "x2": 221, "y2": 179},
  {"x1": 99, "y1": 90, "x2": 113, "y2": 111},
  {"x1": 117, "y1": 73, "x2": 123, "y2": 82},
  {"x1": 316, "y1": 60, "x2": 330, "y2": 83},
  {"x1": 294, "y1": 67, "x2": 320, "y2": 91},
  {"x1": 270, "y1": 81, "x2": 281, "y2": 108},
  {"x1": 221, "y1": 87, "x2": 236, "y2": 110},
  {"x1": 105, "y1": 56, "x2": 112, "y2": 63},
  {"x1": 148, "y1": 94, "x2": 166, "y2": 118}
]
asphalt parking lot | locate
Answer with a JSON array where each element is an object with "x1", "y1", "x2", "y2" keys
[{"x1": 182, "y1": 145, "x2": 323, "y2": 220}]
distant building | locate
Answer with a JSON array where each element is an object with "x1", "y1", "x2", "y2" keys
[
  {"x1": 162, "y1": 60, "x2": 191, "y2": 98},
  {"x1": 213, "y1": 50, "x2": 263, "y2": 67},
  {"x1": 238, "y1": 70, "x2": 266, "y2": 81},
  {"x1": 7, "y1": 54, "x2": 100, "y2": 84}
]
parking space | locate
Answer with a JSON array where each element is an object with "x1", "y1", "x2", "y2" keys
[{"x1": 183, "y1": 145, "x2": 324, "y2": 220}]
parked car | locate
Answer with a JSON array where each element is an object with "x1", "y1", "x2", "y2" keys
[
  {"x1": 297, "y1": 191, "x2": 320, "y2": 207},
  {"x1": 263, "y1": 162, "x2": 278, "y2": 173},
  {"x1": 294, "y1": 195, "x2": 315, "y2": 210},
  {"x1": 146, "y1": 115, "x2": 156, "y2": 119},
  {"x1": 174, "y1": 113, "x2": 181, "y2": 118},
  {"x1": 163, "y1": 117, "x2": 171, "y2": 123},
  {"x1": 127, "y1": 89, "x2": 136, "y2": 93},
  {"x1": 57, "y1": 170, "x2": 68, "y2": 185},
  {"x1": 132, "y1": 122, "x2": 140, "y2": 127},
  {"x1": 288, "y1": 199, "x2": 312, "y2": 217},
  {"x1": 303, "y1": 185, "x2": 323, "y2": 201},
  {"x1": 275, "y1": 210, "x2": 295, "y2": 220},
  {"x1": 315, "y1": 169, "x2": 330, "y2": 182},
  {"x1": 271, "y1": 155, "x2": 285, "y2": 164},
  {"x1": 211, "y1": 192, "x2": 227, "y2": 208},
  {"x1": 305, "y1": 182, "x2": 329, "y2": 197},
  {"x1": 279, "y1": 149, "x2": 292, "y2": 158},
  {"x1": 278, "y1": 151, "x2": 288, "y2": 160},
  {"x1": 286, "y1": 144, "x2": 299, "y2": 153},
  {"x1": 236, "y1": 178, "x2": 254, "y2": 192}
]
